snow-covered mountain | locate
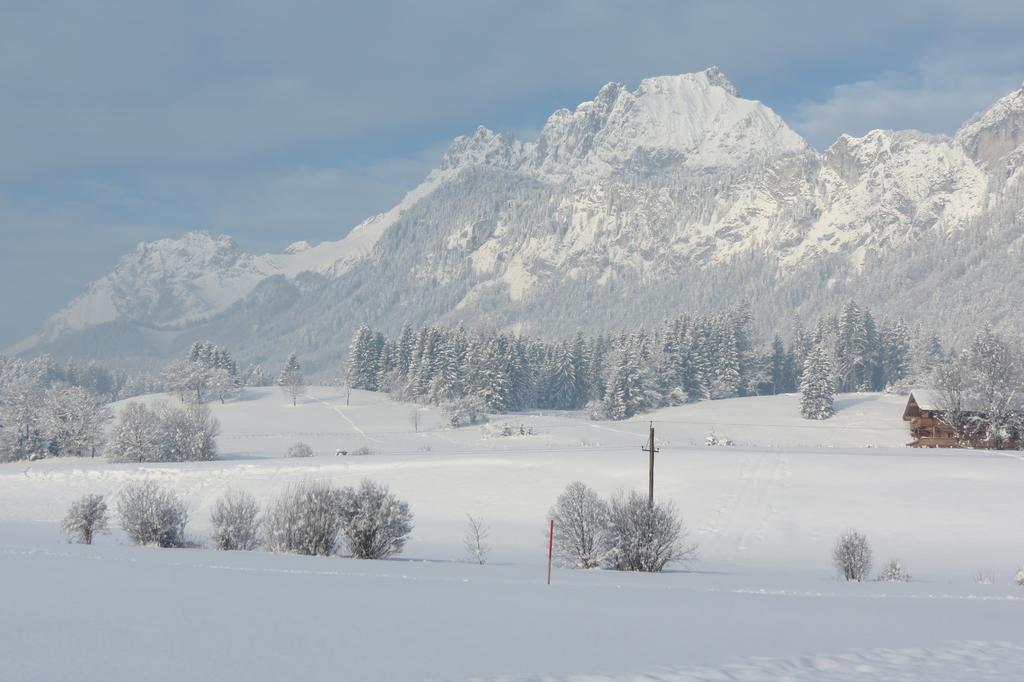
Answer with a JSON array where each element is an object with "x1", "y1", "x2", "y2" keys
[{"x1": 14, "y1": 69, "x2": 1024, "y2": 372}]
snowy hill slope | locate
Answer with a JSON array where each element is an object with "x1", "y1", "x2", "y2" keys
[
  {"x1": 1, "y1": 389, "x2": 1023, "y2": 680},
  {"x1": 14, "y1": 71, "x2": 1024, "y2": 369}
]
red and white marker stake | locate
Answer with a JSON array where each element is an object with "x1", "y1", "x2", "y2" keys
[{"x1": 546, "y1": 518, "x2": 554, "y2": 585}]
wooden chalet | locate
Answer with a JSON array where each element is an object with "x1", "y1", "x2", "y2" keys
[
  {"x1": 902, "y1": 390, "x2": 961, "y2": 448},
  {"x1": 902, "y1": 389, "x2": 1020, "y2": 449}
]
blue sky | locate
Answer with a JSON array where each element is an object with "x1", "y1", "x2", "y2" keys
[{"x1": 2, "y1": 0, "x2": 1023, "y2": 346}]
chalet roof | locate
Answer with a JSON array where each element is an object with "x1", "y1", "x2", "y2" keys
[
  {"x1": 908, "y1": 389, "x2": 941, "y2": 411},
  {"x1": 906, "y1": 389, "x2": 988, "y2": 413}
]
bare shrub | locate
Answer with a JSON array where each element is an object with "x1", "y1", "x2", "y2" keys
[
  {"x1": 210, "y1": 489, "x2": 260, "y2": 551},
  {"x1": 604, "y1": 491, "x2": 696, "y2": 572},
  {"x1": 833, "y1": 529, "x2": 872, "y2": 581},
  {"x1": 62, "y1": 494, "x2": 109, "y2": 545},
  {"x1": 550, "y1": 481, "x2": 609, "y2": 569},
  {"x1": 338, "y1": 479, "x2": 414, "y2": 559},
  {"x1": 118, "y1": 481, "x2": 189, "y2": 548},
  {"x1": 351, "y1": 445, "x2": 375, "y2": 456},
  {"x1": 464, "y1": 514, "x2": 490, "y2": 565},
  {"x1": 286, "y1": 441, "x2": 314, "y2": 458},
  {"x1": 264, "y1": 480, "x2": 344, "y2": 556},
  {"x1": 877, "y1": 558, "x2": 910, "y2": 583},
  {"x1": 975, "y1": 571, "x2": 994, "y2": 585}
]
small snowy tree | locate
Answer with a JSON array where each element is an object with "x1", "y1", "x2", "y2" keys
[
  {"x1": 800, "y1": 344, "x2": 835, "y2": 420},
  {"x1": 106, "y1": 402, "x2": 160, "y2": 462},
  {"x1": 153, "y1": 402, "x2": 219, "y2": 462},
  {"x1": 118, "y1": 481, "x2": 189, "y2": 548},
  {"x1": 464, "y1": 514, "x2": 490, "y2": 565},
  {"x1": 62, "y1": 494, "x2": 109, "y2": 545},
  {"x1": 1015, "y1": 567, "x2": 1024, "y2": 587},
  {"x1": 603, "y1": 491, "x2": 696, "y2": 572},
  {"x1": 878, "y1": 558, "x2": 910, "y2": 583},
  {"x1": 278, "y1": 353, "x2": 306, "y2": 406},
  {"x1": 337, "y1": 479, "x2": 414, "y2": 560},
  {"x1": 41, "y1": 385, "x2": 111, "y2": 457},
  {"x1": 243, "y1": 363, "x2": 269, "y2": 387},
  {"x1": 264, "y1": 480, "x2": 344, "y2": 556},
  {"x1": 833, "y1": 529, "x2": 872, "y2": 581},
  {"x1": 209, "y1": 367, "x2": 240, "y2": 404},
  {"x1": 286, "y1": 441, "x2": 314, "y2": 458},
  {"x1": 163, "y1": 358, "x2": 213, "y2": 405},
  {"x1": 550, "y1": 481, "x2": 609, "y2": 569},
  {"x1": 210, "y1": 489, "x2": 260, "y2": 551}
]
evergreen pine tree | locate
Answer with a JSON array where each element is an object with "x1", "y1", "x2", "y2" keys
[
  {"x1": 278, "y1": 353, "x2": 307, "y2": 406},
  {"x1": 800, "y1": 345, "x2": 835, "y2": 420}
]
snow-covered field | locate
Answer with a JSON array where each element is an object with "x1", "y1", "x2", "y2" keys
[{"x1": 2, "y1": 388, "x2": 1023, "y2": 680}]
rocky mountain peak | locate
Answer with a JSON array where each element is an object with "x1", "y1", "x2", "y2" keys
[{"x1": 956, "y1": 84, "x2": 1024, "y2": 165}]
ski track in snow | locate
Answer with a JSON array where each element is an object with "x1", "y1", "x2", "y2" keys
[
  {"x1": 476, "y1": 641, "x2": 1024, "y2": 681},
  {"x1": 308, "y1": 394, "x2": 385, "y2": 445},
  {"x1": 697, "y1": 451, "x2": 790, "y2": 562}
]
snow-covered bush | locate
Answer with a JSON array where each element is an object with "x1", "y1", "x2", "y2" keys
[
  {"x1": 107, "y1": 401, "x2": 219, "y2": 463},
  {"x1": 550, "y1": 481, "x2": 609, "y2": 569},
  {"x1": 483, "y1": 422, "x2": 535, "y2": 438},
  {"x1": 337, "y1": 479, "x2": 414, "y2": 559},
  {"x1": 833, "y1": 529, "x2": 872, "y2": 581},
  {"x1": 441, "y1": 396, "x2": 488, "y2": 428},
  {"x1": 106, "y1": 402, "x2": 159, "y2": 463},
  {"x1": 286, "y1": 441, "x2": 314, "y2": 458},
  {"x1": 117, "y1": 481, "x2": 189, "y2": 548},
  {"x1": 975, "y1": 571, "x2": 994, "y2": 585},
  {"x1": 1015, "y1": 568, "x2": 1024, "y2": 587},
  {"x1": 154, "y1": 402, "x2": 219, "y2": 462},
  {"x1": 603, "y1": 491, "x2": 696, "y2": 572},
  {"x1": 464, "y1": 514, "x2": 490, "y2": 565},
  {"x1": 877, "y1": 558, "x2": 910, "y2": 583},
  {"x1": 62, "y1": 494, "x2": 109, "y2": 545},
  {"x1": 210, "y1": 490, "x2": 260, "y2": 551},
  {"x1": 585, "y1": 399, "x2": 611, "y2": 421},
  {"x1": 264, "y1": 480, "x2": 344, "y2": 556},
  {"x1": 351, "y1": 445, "x2": 375, "y2": 456},
  {"x1": 704, "y1": 432, "x2": 733, "y2": 446}
]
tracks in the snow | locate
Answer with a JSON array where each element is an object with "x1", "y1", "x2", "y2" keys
[{"x1": 697, "y1": 450, "x2": 791, "y2": 562}]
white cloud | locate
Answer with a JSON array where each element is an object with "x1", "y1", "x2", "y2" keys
[{"x1": 791, "y1": 50, "x2": 1024, "y2": 148}]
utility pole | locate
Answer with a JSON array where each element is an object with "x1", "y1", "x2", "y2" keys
[{"x1": 642, "y1": 421, "x2": 659, "y2": 508}]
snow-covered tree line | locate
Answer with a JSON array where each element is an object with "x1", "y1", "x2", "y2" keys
[
  {"x1": 0, "y1": 355, "x2": 114, "y2": 461},
  {"x1": 344, "y1": 303, "x2": 941, "y2": 420},
  {"x1": 163, "y1": 341, "x2": 243, "y2": 405},
  {"x1": 0, "y1": 354, "x2": 160, "y2": 403},
  {"x1": 162, "y1": 341, "x2": 282, "y2": 404}
]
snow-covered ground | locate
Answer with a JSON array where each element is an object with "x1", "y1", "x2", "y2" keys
[{"x1": 2, "y1": 388, "x2": 1023, "y2": 680}]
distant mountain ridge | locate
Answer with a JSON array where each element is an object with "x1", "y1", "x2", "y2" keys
[{"x1": 13, "y1": 68, "x2": 1024, "y2": 373}]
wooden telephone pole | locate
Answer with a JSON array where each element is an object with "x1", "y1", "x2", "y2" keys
[{"x1": 643, "y1": 421, "x2": 659, "y2": 508}]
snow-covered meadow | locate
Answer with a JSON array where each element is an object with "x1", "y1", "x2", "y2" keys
[{"x1": 2, "y1": 388, "x2": 1023, "y2": 680}]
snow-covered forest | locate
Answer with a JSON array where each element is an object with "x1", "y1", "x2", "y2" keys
[{"x1": 345, "y1": 302, "x2": 943, "y2": 420}]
